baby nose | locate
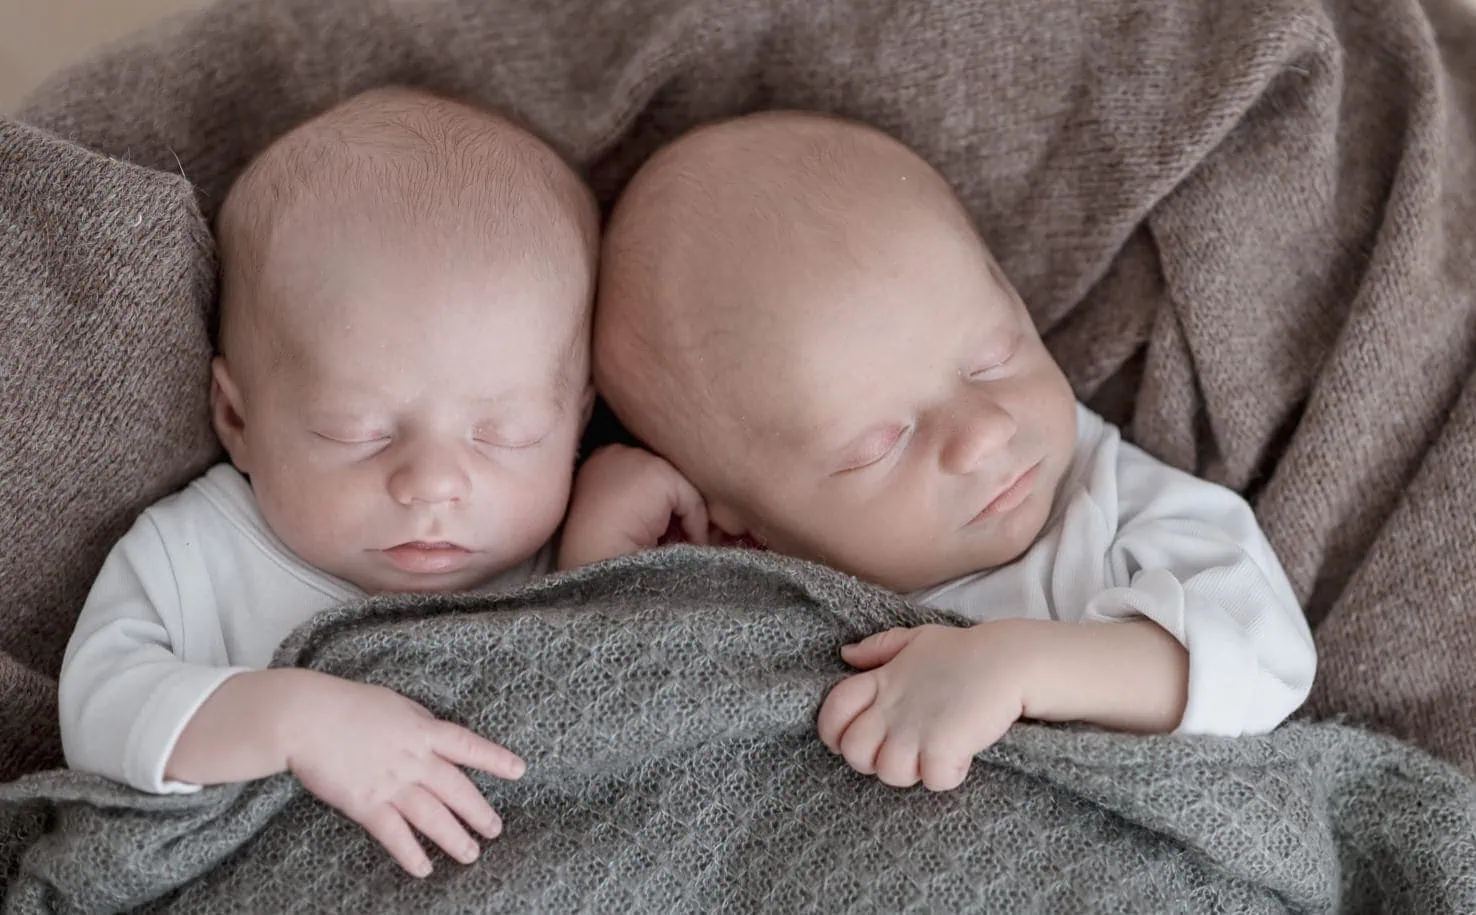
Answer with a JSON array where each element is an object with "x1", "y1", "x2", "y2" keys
[
  {"x1": 940, "y1": 401, "x2": 1016, "y2": 475},
  {"x1": 388, "y1": 447, "x2": 471, "y2": 506}
]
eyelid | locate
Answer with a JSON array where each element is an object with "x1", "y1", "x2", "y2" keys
[
  {"x1": 473, "y1": 425, "x2": 551, "y2": 449},
  {"x1": 970, "y1": 333, "x2": 1022, "y2": 377},
  {"x1": 837, "y1": 424, "x2": 911, "y2": 473},
  {"x1": 476, "y1": 435, "x2": 547, "y2": 450},
  {"x1": 314, "y1": 429, "x2": 391, "y2": 445}
]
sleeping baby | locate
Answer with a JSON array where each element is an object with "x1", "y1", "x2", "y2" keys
[
  {"x1": 59, "y1": 87, "x2": 598, "y2": 876},
  {"x1": 564, "y1": 111, "x2": 1317, "y2": 791}
]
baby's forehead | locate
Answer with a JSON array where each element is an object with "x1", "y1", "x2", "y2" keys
[
  {"x1": 245, "y1": 234, "x2": 586, "y2": 388},
  {"x1": 279, "y1": 302, "x2": 583, "y2": 407},
  {"x1": 707, "y1": 227, "x2": 1008, "y2": 358},
  {"x1": 680, "y1": 252, "x2": 1018, "y2": 445}
]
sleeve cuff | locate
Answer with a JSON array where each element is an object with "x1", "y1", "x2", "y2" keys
[
  {"x1": 125, "y1": 665, "x2": 252, "y2": 793},
  {"x1": 1174, "y1": 610, "x2": 1259, "y2": 737}
]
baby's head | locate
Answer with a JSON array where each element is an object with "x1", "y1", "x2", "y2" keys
[
  {"x1": 213, "y1": 87, "x2": 597, "y2": 593},
  {"x1": 597, "y1": 112, "x2": 1077, "y2": 593}
]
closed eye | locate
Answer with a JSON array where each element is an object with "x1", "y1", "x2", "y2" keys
[
  {"x1": 968, "y1": 342, "x2": 1019, "y2": 381},
  {"x1": 473, "y1": 428, "x2": 550, "y2": 450},
  {"x1": 836, "y1": 425, "x2": 911, "y2": 474},
  {"x1": 314, "y1": 431, "x2": 391, "y2": 446}
]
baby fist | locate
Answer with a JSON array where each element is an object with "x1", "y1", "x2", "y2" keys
[
  {"x1": 816, "y1": 623, "x2": 1035, "y2": 791},
  {"x1": 558, "y1": 444, "x2": 710, "y2": 569}
]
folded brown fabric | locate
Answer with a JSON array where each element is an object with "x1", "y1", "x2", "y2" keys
[{"x1": 5, "y1": 0, "x2": 1476, "y2": 783}]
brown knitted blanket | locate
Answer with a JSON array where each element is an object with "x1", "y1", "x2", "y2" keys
[{"x1": 3, "y1": 0, "x2": 1476, "y2": 788}]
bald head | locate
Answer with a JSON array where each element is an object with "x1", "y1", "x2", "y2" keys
[
  {"x1": 216, "y1": 86, "x2": 598, "y2": 376},
  {"x1": 594, "y1": 113, "x2": 1079, "y2": 591},
  {"x1": 595, "y1": 111, "x2": 985, "y2": 489}
]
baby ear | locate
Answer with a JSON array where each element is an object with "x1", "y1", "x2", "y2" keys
[{"x1": 210, "y1": 357, "x2": 252, "y2": 473}]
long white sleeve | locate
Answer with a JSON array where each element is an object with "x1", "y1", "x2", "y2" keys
[
  {"x1": 1081, "y1": 439, "x2": 1316, "y2": 736},
  {"x1": 59, "y1": 462, "x2": 555, "y2": 795},
  {"x1": 58, "y1": 513, "x2": 247, "y2": 794}
]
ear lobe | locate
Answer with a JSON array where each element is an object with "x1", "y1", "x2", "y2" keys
[{"x1": 210, "y1": 357, "x2": 251, "y2": 473}]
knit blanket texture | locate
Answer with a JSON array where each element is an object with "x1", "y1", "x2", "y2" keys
[{"x1": 4, "y1": 549, "x2": 1475, "y2": 913}]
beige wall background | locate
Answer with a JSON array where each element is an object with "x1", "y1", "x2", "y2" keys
[{"x1": 0, "y1": 0, "x2": 208, "y2": 111}]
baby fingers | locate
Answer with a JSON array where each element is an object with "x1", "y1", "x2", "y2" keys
[
  {"x1": 432, "y1": 722, "x2": 526, "y2": 780},
  {"x1": 837, "y1": 705, "x2": 889, "y2": 776},
  {"x1": 359, "y1": 806, "x2": 435, "y2": 878},
  {"x1": 672, "y1": 484, "x2": 711, "y2": 545},
  {"x1": 817, "y1": 672, "x2": 878, "y2": 753},
  {"x1": 919, "y1": 746, "x2": 972, "y2": 792},
  {"x1": 873, "y1": 736, "x2": 922, "y2": 788},
  {"x1": 840, "y1": 627, "x2": 921, "y2": 670},
  {"x1": 424, "y1": 760, "x2": 503, "y2": 839},
  {"x1": 394, "y1": 784, "x2": 481, "y2": 866}
]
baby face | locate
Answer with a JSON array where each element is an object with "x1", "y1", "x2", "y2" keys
[
  {"x1": 215, "y1": 224, "x2": 590, "y2": 594},
  {"x1": 697, "y1": 227, "x2": 1078, "y2": 593}
]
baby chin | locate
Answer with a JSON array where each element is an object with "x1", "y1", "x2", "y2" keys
[{"x1": 957, "y1": 484, "x2": 1056, "y2": 572}]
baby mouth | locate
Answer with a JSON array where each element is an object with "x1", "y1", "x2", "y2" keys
[
  {"x1": 381, "y1": 541, "x2": 474, "y2": 574},
  {"x1": 968, "y1": 462, "x2": 1042, "y2": 525}
]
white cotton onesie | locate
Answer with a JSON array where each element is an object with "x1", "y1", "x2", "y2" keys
[
  {"x1": 59, "y1": 463, "x2": 550, "y2": 794},
  {"x1": 909, "y1": 404, "x2": 1316, "y2": 737}
]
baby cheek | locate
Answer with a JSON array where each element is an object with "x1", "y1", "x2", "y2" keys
[
  {"x1": 527, "y1": 462, "x2": 578, "y2": 532},
  {"x1": 477, "y1": 460, "x2": 573, "y2": 545},
  {"x1": 258, "y1": 467, "x2": 368, "y2": 560}
]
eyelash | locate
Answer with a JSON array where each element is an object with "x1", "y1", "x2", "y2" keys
[
  {"x1": 968, "y1": 340, "x2": 1020, "y2": 379},
  {"x1": 473, "y1": 432, "x2": 546, "y2": 450},
  {"x1": 313, "y1": 430, "x2": 547, "y2": 452},
  {"x1": 315, "y1": 431, "x2": 390, "y2": 446},
  {"x1": 841, "y1": 425, "x2": 912, "y2": 473}
]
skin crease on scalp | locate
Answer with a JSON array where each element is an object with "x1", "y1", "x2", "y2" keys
[
  {"x1": 211, "y1": 87, "x2": 599, "y2": 595},
  {"x1": 594, "y1": 111, "x2": 1081, "y2": 594}
]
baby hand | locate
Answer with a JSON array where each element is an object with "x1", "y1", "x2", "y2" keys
[
  {"x1": 817, "y1": 622, "x2": 1037, "y2": 791},
  {"x1": 282, "y1": 672, "x2": 525, "y2": 877},
  {"x1": 558, "y1": 444, "x2": 710, "y2": 569}
]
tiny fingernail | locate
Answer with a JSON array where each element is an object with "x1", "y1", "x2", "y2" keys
[
  {"x1": 509, "y1": 758, "x2": 527, "y2": 779},
  {"x1": 461, "y1": 843, "x2": 481, "y2": 863},
  {"x1": 413, "y1": 860, "x2": 432, "y2": 878}
]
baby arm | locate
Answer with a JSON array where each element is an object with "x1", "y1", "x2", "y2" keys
[
  {"x1": 558, "y1": 444, "x2": 711, "y2": 569},
  {"x1": 169, "y1": 668, "x2": 524, "y2": 877},
  {"x1": 1083, "y1": 443, "x2": 1317, "y2": 737},
  {"x1": 61, "y1": 516, "x2": 525, "y2": 877},
  {"x1": 819, "y1": 438, "x2": 1314, "y2": 790},
  {"x1": 817, "y1": 618, "x2": 1187, "y2": 790},
  {"x1": 59, "y1": 518, "x2": 250, "y2": 794}
]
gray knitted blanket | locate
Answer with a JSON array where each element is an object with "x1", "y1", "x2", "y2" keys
[{"x1": 2, "y1": 548, "x2": 1473, "y2": 913}]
